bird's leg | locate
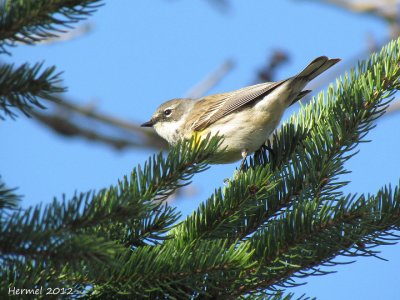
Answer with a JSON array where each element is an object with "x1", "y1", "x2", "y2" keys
[
  {"x1": 230, "y1": 149, "x2": 249, "y2": 182},
  {"x1": 239, "y1": 148, "x2": 249, "y2": 172}
]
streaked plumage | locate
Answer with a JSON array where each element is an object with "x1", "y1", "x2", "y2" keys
[{"x1": 142, "y1": 56, "x2": 340, "y2": 164}]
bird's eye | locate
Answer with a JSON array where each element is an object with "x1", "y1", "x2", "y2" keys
[{"x1": 164, "y1": 109, "x2": 172, "y2": 116}]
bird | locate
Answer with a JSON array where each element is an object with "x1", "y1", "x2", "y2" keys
[{"x1": 141, "y1": 56, "x2": 340, "y2": 165}]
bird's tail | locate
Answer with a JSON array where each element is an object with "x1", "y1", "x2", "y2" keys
[{"x1": 296, "y1": 56, "x2": 341, "y2": 81}]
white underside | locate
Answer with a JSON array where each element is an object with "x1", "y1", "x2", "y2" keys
[
  {"x1": 154, "y1": 80, "x2": 302, "y2": 163},
  {"x1": 202, "y1": 86, "x2": 290, "y2": 163}
]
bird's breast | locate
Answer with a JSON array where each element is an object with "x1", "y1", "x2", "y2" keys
[{"x1": 197, "y1": 108, "x2": 282, "y2": 163}]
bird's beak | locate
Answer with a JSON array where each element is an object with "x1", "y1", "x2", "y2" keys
[{"x1": 141, "y1": 119, "x2": 155, "y2": 127}]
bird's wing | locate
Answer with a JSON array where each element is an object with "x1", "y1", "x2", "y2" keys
[
  {"x1": 192, "y1": 56, "x2": 341, "y2": 131},
  {"x1": 192, "y1": 80, "x2": 287, "y2": 131}
]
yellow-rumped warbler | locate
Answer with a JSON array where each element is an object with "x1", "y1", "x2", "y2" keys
[{"x1": 142, "y1": 56, "x2": 340, "y2": 164}]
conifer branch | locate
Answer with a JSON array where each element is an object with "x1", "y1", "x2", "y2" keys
[
  {"x1": 238, "y1": 183, "x2": 400, "y2": 295},
  {"x1": 0, "y1": 63, "x2": 65, "y2": 119},
  {"x1": 109, "y1": 204, "x2": 180, "y2": 247},
  {"x1": 165, "y1": 37, "x2": 400, "y2": 298},
  {"x1": 84, "y1": 239, "x2": 255, "y2": 298},
  {"x1": 236, "y1": 36, "x2": 400, "y2": 239},
  {"x1": 87, "y1": 135, "x2": 222, "y2": 246},
  {"x1": 0, "y1": 0, "x2": 103, "y2": 53},
  {"x1": 1, "y1": 260, "x2": 61, "y2": 295},
  {"x1": 172, "y1": 166, "x2": 276, "y2": 242},
  {"x1": 0, "y1": 179, "x2": 21, "y2": 212},
  {"x1": 3, "y1": 1, "x2": 400, "y2": 296},
  {"x1": 0, "y1": 136, "x2": 222, "y2": 293},
  {"x1": 0, "y1": 195, "x2": 124, "y2": 270}
]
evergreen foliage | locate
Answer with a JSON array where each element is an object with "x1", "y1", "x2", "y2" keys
[
  {"x1": 0, "y1": 179, "x2": 21, "y2": 212},
  {"x1": 0, "y1": 63, "x2": 64, "y2": 119},
  {"x1": 0, "y1": 0, "x2": 103, "y2": 119},
  {"x1": 1, "y1": 1, "x2": 400, "y2": 299},
  {"x1": 0, "y1": 135, "x2": 222, "y2": 296},
  {"x1": 0, "y1": 0, "x2": 102, "y2": 54}
]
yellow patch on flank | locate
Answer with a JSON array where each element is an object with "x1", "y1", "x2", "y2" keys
[{"x1": 191, "y1": 130, "x2": 205, "y2": 150}]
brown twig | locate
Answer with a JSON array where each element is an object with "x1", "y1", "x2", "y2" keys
[
  {"x1": 31, "y1": 59, "x2": 235, "y2": 151},
  {"x1": 31, "y1": 97, "x2": 168, "y2": 150},
  {"x1": 184, "y1": 60, "x2": 235, "y2": 98},
  {"x1": 16, "y1": 23, "x2": 95, "y2": 45},
  {"x1": 205, "y1": 0, "x2": 232, "y2": 14},
  {"x1": 54, "y1": 97, "x2": 153, "y2": 135},
  {"x1": 31, "y1": 109, "x2": 161, "y2": 150},
  {"x1": 296, "y1": 0, "x2": 400, "y2": 115},
  {"x1": 255, "y1": 50, "x2": 289, "y2": 83},
  {"x1": 308, "y1": 0, "x2": 398, "y2": 22},
  {"x1": 386, "y1": 100, "x2": 400, "y2": 115}
]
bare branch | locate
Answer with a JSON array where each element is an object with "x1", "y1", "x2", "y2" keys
[
  {"x1": 205, "y1": 0, "x2": 232, "y2": 13},
  {"x1": 184, "y1": 60, "x2": 235, "y2": 98},
  {"x1": 306, "y1": 0, "x2": 400, "y2": 36},
  {"x1": 31, "y1": 110, "x2": 166, "y2": 150},
  {"x1": 16, "y1": 23, "x2": 95, "y2": 46},
  {"x1": 307, "y1": 0, "x2": 398, "y2": 19},
  {"x1": 255, "y1": 50, "x2": 289, "y2": 83},
  {"x1": 31, "y1": 97, "x2": 168, "y2": 151},
  {"x1": 27, "y1": 58, "x2": 236, "y2": 151},
  {"x1": 55, "y1": 98, "x2": 150, "y2": 135},
  {"x1": 386, "y1": 99, "x2": 400, "y2": 115}
]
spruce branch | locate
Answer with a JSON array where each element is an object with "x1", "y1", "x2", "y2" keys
[
  {"x1": 90, "y1": 135, "x2": 222, "y2": 247},
  {"x1": 0, "y1": 196, "x2": 125, "y2": 271},
  {"x1": 2, "y1": 0, "x2": 400, "y2": 295},
  {"x1": 0, "y1": 178, "x2": 21, "y2": 212},
  {"x1": 109, "y1": 203, "x2": 180, "y2": 247},
  {"x1": 163, "y1": 37, "x2": 400, "y2": 298},
  {"x1": 0, "y1": 0, "x2": 103, "y2": 53},
  {"x1": 188, "y1": 181, "x2": 400, "y2": 299},
  {"x1": 1, "y1": 136, "x2": 222, "y2": 293},
  {"x1": 0, "y1": 63, "x2": 65, "y2": 119},
  {"x1": 85, "y1": 239, "x2": 255, "y2": 298},
  {"x1": 1, "y1": 260, "x2": 63, "y2": 295},
  {"x1": 238, "y1": 183, "x2": 400, "y2": 295},
  {"x1": 242, "y1": 36, "x2": 400, "y2": 231},
  {"x1": 226, "y1": 37, "x2": 400, "y2": 296},
  {"x1": 172, "y1": 166, "x2": 277, "y2": 242},
  {"x1": 238, "y1": 291, "x2": 314, "y2": 300}
]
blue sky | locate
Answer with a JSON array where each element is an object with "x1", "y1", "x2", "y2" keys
[{"x1": 2, "y1": 1, "x2": 400, "y2": 298}]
